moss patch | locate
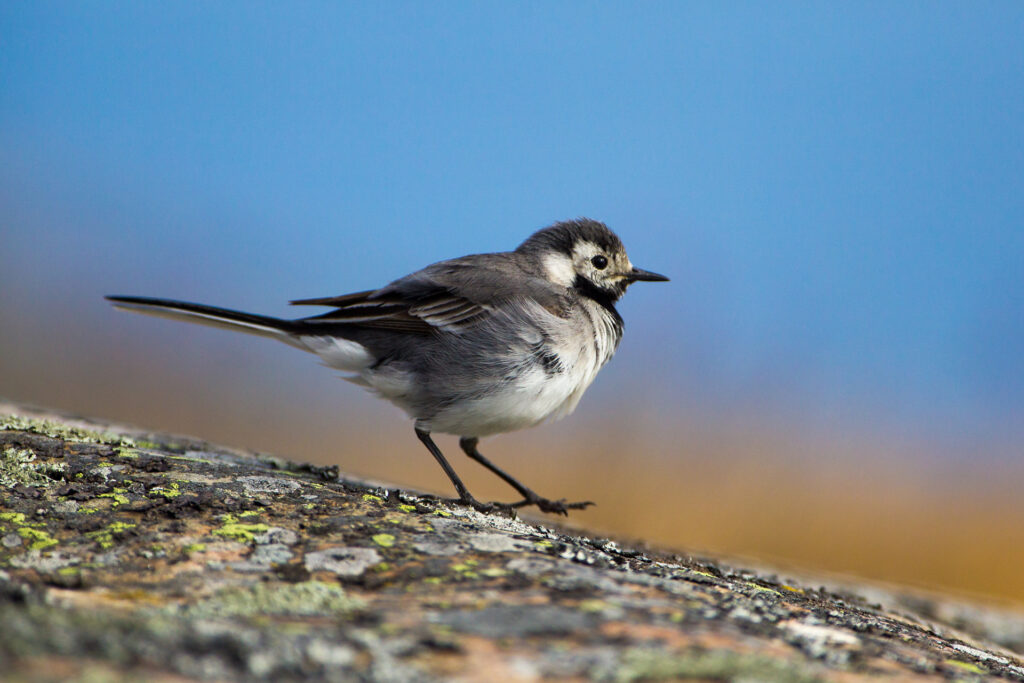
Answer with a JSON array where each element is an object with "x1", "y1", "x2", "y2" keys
[
  {"x1": 0, "y1": 413, "x2": 132, "y2": 446},
  {"x1": 0, "y1": 511, "x2": 30, "y2": 525},
  {"x1": 1, "y1": 446, "x2": 66, "y2": 488},
  {"x1": 148, "y1": 481, "x2": 182, "y2": 498},
  {"x1": 616, "y1": 648, "x2": 822, "y2": 683},
  {"x1": 18, "y1": 527, "x2": 59, "y2": 551},
  {"x1": 182, "y1": 581, "x2": 364, "y2": 619},
  {"x1": 213, "y1": 514, "x2": 271, "y2": 543},
  {"x1": 945, "y1": 659, "x2": 987, "y2": 675},
  {"x1": 87, "y1": 522, "x2": 137, "y2": 550},
  {"x1": 372, "y1": 533, "x2": 396, "y2": 548},
  {"x1": 97, "y1": 491, "x2": 130, "y2": 507}
]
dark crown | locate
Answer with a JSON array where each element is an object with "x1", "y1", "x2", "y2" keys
[{"x1": 516, "y1": 218, "x2": 624, "y2": 257}]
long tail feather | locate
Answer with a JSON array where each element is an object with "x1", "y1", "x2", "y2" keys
[{"x1": 105, "y1": 295, "x2": 306, "y2": 348}]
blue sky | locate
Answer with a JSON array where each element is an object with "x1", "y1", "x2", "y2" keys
[{"x1": 2, "y1": 3, "x2": 1022, "y2": 453}]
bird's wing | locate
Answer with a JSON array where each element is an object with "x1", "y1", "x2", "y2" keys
[
  {"x1": 292, "y1": 287, "x2": 488, "y2": 333},
  {"x1": 290, "y1": 254, "x2": 568, "y2": 334}
]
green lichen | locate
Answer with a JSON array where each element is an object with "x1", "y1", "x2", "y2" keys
[
  {"x1": 0, "y1": 413, "x2": 133, "y2": 446},
  {"x1": 480, "y1": 567, "x2": 508, "y2": 578},
  {"x1": 87, "y1": 521, "x2": 137, "y2": 550},
  {"x1": 677, "y1": 568, "x2": 716, "y2": 579},
  {"x1": 149, "y1": 481, "x2": 181, "y2": 498},
  {"x1": 213, "y1": 514, "x2": 270, "y2": 543},
  {"x1": 183, "y1": 543, "x2": 207, "y2": 554},
  {"x1": 432, "y1": 509, "x2": 451, "y2": 517},
  {"x1": 97, "y1": 491, "x2": 130, "y2": 507},
  {"x1": 615, "y1": 648, "x2": 822, "y2": 683},
  {"x1": 398, "y1": 504, "x2": 416, "y2": 513},
  {"x1": 372, "y1": 533, "x2": 396, "y2": 548},
  {"x1": 579, "y1": 599, "x2": 609, "y2": 613},
  {"x1": 18, "y1": 527, "x2": 59, "y2": 550},
  {"x1": 163, "y1": 453, "x2": 212, "y2": 463},
  {"x1": 182, "y1": 580, "x2": 363, "y2": 619},
  {"x1": 945, "y1": 659, "x2": 986, "y2": 675},
  {"x1": 451, "y1": 559, "x2": 479, "y2": 578},
  {"x1": 213, "y1": 523, "x2": 270, "y2": 543},
  {"x1": 362, "y1": 494, "x2": 383, "y2": 503},
  {"x1": 0, "y1": 511, "x2": 29, "y2": 525},
  {"x1": 1, "y1": 446, "x2": 66, "y2": 488}
]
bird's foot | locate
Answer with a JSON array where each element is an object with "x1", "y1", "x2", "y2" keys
[
  {"x1": 442, "y1": 495, "x2": 521, "y2": 517},
  {"x1": 441, "y1": 494, "x2": 594, "y2": 517},
  {"x1": 510, "y1": 495, "x2": 595, "y2": 516}
]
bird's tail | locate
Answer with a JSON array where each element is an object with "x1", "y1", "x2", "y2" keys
[{"x1": 105, "y1": 295, "x2": 306, "y2": 349}]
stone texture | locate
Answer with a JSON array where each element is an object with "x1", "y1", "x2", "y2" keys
[{"x1": 1, "y1": 402, "x2": 1023, "y2": 682}]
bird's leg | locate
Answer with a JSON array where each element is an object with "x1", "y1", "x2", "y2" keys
[
  {"x1": 415, "y1": 428, "x2": 508, "y2": 514},
  {"x1": 459, "y1": 437, "x2": 594, "y2": 516}
]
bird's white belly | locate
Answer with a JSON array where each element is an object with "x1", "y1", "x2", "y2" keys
[
  {"x1": 322, "y1": 300, "x2": 620, "y2": 438},
  {"x1": 426, "y1": 364, "x2": 595, "y2": 437}
]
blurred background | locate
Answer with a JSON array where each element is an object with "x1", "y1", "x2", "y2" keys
[{"x1": 2, "y1": 3, "x2": 1022, "y2": 604}]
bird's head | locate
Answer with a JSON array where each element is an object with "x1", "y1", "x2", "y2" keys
[{"x1": 517, "y1": 218, "x2": 668, "y2": 302}]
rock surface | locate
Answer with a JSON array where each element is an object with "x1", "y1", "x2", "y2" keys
[{"x1": 1, "y1": 401, "x2": 1023, "y2": 682}]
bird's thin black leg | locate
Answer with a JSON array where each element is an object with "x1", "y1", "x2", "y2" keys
[
  {"x1": 459, "y1": 437, "x2": 594, "y2": 516},
  {"x1": 415, "y1": 428, "x2": 504, "y2": 513}
]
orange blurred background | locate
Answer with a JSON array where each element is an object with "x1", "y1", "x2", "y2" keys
[{"x1": 3, "y1": 320, "x2": 1022, "y2": 606}]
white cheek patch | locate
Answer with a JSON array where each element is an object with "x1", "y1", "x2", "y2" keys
[{"x1": 541, "y1": 252, "x2": 576, "y2": 287}]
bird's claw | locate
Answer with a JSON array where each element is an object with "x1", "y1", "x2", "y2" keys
[
  {"x1": 511, "y1": 496, "x2": 596, "y2": 516},
  {"x1": 443, "y1": 494, "x2": 594, "y2": 517},
  {"x1": 442, "y1": 496, "x2": 520, "y2": 517}
]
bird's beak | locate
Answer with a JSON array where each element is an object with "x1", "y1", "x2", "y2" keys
[{"x1": 627, "y1": 267, "x2": 669, "y2": 283}]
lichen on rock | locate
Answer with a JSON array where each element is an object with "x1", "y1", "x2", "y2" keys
[{"x1": 1, "y1": 403, "x2": 1024, "y2": 682}]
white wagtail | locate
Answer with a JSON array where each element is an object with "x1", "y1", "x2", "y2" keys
[{"x1": 107, "y1": 218, "x2": 667, "y2": 514}]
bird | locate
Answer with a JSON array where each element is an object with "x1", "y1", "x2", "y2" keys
[{"x1": 107, "y1": 218, "x2": 668, "y2": 515}]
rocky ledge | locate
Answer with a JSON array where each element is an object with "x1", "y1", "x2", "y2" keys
[{"x1": 1, "y1": 401, "x2": 1023, "y2": 682}]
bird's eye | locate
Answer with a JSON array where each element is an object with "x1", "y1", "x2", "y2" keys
[{"x1": 591, "y1": 255, "x2": 608, "y2": 270}]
